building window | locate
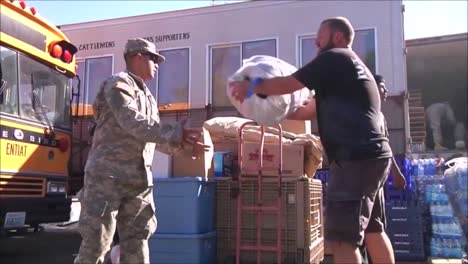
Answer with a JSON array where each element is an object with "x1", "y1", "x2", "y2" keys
[
  {"x1": 299, "y1": 29, "x2": 376, "y2": 73},
  {"x1": 352, "y1": 29, "x2": 376, "y2": 74},
  {"x1": 210, "y1": 39, "x2": 277, "y2": 107},
  {"x1": 242, "y1": 39, "x2": 277, "y2": 60},
  {"x1": 211, "y1": 46, "x2": 241, "y2": 108},
  {"x1": 73, "y1": 61, "x2": 86, "y2": 115},
  {"x1": 299, "y1": 37, "x2": 318, "y2": 67},
  {"x1": 75, "y1": 56, "x2": 113, "y2": 115},
  {"x1": 153, "y1": 48, "x2": 190, "y2": 111},
  {"x1": 85, "y1": 57, "x2": 113, "y2": 106}
]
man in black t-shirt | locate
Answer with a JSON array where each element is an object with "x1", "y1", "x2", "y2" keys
[{"x1": 230, "y1": 17, "x2": 395, "y2": 264}]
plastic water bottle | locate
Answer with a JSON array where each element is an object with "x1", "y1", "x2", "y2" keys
[
  {"x1": 439, "y1": 204, "x2": 447, "y2": 217},
  {"x1": 423, "y1": 159, "x2": 429, "y2": 176},
  {"x1": 446, "y1": 203, "x2": 453, "y2": 216},
  {"x1": 452, "y1": 239, "x2": 463, "y2": 258},
  {"x1": 435, "y1": 238, "x2": 443, "y2": 257},
  {"x1": 430, "y1": 237, "x2": 438, "y2": 256},
  {"x1": 427, "y1": 158, "x2": 433, "y2": 175},
  {"x1": 428, "y1": 158, "x2": 434, "y2": 175},
  {"x1": 446, "y1": 220, "x2": 455, "y2": 235},
  {"x1": 432, "y1": 158, "x2": 438, "y2": 175},
  {"x1": 430, "y1": 203, "x2": 436, "y2": 216},
  {"x1": 411, "y1": 159, "x2": 419, "y2": 177},
  {"x1": 433, "y1": 185, "x2": 440, "y2": 201},
  {"x1": 457, "y1": 166, "x2": 468, "y2": 191},
  {"x1": 426, "y1": 184, "x2": 433, "y2": 202},
  {"x1": 441, "y1": 239, "x2": 450, "y2": 258},
  {"x1": 418, "y1": 159, "x2": 425, "y2": 176},
  {"x1": 451, "y1": 220, "x2": 462, "y2": 235}
]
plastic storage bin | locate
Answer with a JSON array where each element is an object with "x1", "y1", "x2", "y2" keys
[
  {"x1": 153, "y1": 177, "x2": 216, "y2": 234},
  {"x1": 149, "y1": 231, "x2": 216, "y2": 264}
]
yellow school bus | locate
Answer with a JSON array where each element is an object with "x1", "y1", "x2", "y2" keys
[{"x1": 0, "y1": 0, "x2": 79, "y2": 230}]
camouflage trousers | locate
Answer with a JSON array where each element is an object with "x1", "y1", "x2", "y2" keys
[{"x1": 74, "y1": 172, "x2": 157, "y2": 264}]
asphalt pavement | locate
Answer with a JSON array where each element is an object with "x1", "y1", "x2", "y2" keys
[{"x1": 0, "y1": 223, "x2": 81, "y2": 264}]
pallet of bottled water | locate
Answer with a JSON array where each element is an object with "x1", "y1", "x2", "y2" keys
[
  {"x1": 413, "y1": 156, "x2": 467, "y2": 260},
  {"x1": 429, "y1": 201, "x2": 465, "y2": 259}
]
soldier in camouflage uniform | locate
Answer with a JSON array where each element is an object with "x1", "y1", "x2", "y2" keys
[{"x1": 74, "y1": 38, "x2": 208, "y2": 264}]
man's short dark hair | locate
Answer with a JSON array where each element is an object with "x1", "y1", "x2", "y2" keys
[
  {"x1": 374, "y1": 74, "x2": 384, "y2": 84},
  {"x1": 322, "y1": 17, "x2": 355, "y2": 45}
]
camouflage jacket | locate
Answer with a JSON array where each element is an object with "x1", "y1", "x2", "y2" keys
[{"x1": 84, "y1": 71, "x2": 183, "y2": 187}]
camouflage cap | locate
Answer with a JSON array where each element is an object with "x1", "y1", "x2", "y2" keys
[{"x1": 124, "y1": 38, "x2": 165, "y2": 64}]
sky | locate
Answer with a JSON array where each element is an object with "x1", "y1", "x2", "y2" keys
[{"x1": 27, "y1": 0, "x2": 468, "y2": 40}]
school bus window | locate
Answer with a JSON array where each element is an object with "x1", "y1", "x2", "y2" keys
[
  {"x1": 0, "y1": 46, "x2": 19, "y2": 115},
  {"x1": 156, "y1": 48, "x2": 189, "y2": 110},
  {"x1": 18, "y1": 54, "x2": 72, "y2": 129}
]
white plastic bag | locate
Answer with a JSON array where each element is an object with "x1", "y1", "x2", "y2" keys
[{"x1": 227, "y1": 55, "x2": 311, "y2": 126}]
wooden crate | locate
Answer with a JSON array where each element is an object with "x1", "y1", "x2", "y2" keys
[{"x1": 216, "y1": 177, "x2": 324, "y2": 263}]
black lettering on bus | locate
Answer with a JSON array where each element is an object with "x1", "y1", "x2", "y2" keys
[{"x1": 5, "y1": 143, "x2": 27, "y2": 157}]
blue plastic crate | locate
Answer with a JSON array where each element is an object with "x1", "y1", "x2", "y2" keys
[
  {"x1": 149, "y1": 231, "x2": 216, "y2": 264},
  {"x1": 153, "y1": 177, "x2": 216, "y2": 234},
  {"x1": 393, "y1": 245, "x2": 426, "y2": 262},
  {"x1": 314, "y1": 169, "x2": 329, "y2": 182},
  {"x1": 387, "y1": 222, "x2": 426, "y2": 261},
  {"x1": 384, "y1": 185, "x2": 418, "y2": 204},
  {"x1": 386, "y1": 204, "x2": 422, "y2": 219},
  {"x1": 387, "y1": 204, "x2": 424, "y2": 230}
]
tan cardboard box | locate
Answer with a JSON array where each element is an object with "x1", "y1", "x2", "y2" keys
[
  {"x1": 279, "y1": 119, "x2": 311, "y2": 135},
  {"x1": 213, "y1": 140, "x2": 238, "y2": 156},
  {"x1": 172, "y1": 127, "x2": 214, "y2": 178},
  {"x1": 240, "y1": 142, "x2": 304, "y2": 177}
]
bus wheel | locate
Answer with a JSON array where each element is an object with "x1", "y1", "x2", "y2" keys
[
  {"x1": 17, "y1": 227, "x2": 29, "y2": 235},
  {"x1": 32, "y1": 224, "x2": 44, "y2": 233}
]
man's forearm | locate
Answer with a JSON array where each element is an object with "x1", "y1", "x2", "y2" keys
[{"x1": 254, "y1": 76, "x2": 304, "y2": 95}]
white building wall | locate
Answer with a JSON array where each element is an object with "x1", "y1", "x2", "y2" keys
[
  {"x1": 61, "y1": 0, "x2": 406, "y2": 108},
  {"x1": 62, "y1": 0, "x2": 408, "y2": 155}
]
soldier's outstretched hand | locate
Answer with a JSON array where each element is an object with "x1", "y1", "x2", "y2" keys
[{"x1": 182, "y1": 128, "x2": 210, "y2": 159}]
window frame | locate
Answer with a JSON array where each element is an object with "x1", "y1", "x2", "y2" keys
[
  {"x1": 296, "y1": 27, "x2": 378, "y2": 73},
  {"x1": 1, "y1": 46, "x2": 73, "y2": 129},
  {"x1": 207, "y1": 37, "x2": 278, "y2": 107},
  {"x1": 76, "y1": 54, "x2": 114, "y2": 107},
  {"x1": 0, "y1": 45, "x2": 20, "y2": 117},
  {"x1": 153, "y1": 46, "x2": 191, "y2": 111}
]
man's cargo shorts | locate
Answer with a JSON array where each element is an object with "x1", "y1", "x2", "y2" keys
[{"x1": 324, "y1": 158, "x2": 391, "y2": 246}]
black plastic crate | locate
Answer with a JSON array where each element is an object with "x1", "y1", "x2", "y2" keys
[{"x1": 385, "y1": 204, "x2": 426, "y2": 262}]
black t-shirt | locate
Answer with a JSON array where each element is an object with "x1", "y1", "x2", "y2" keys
[{"x1": 293, "y1": 48, "x2": 392, "y2": 162}]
